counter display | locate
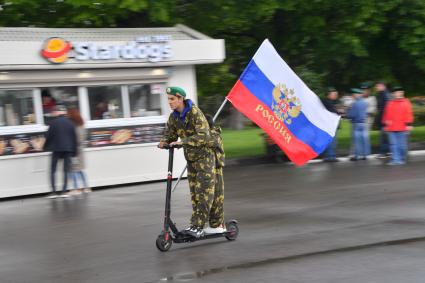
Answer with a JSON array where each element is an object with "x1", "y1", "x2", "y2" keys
[{"x1": 87, "y1": 124, "x2": 165, "y2": 147}]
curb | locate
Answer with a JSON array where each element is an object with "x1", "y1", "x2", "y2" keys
[{"x1": 226, "y1": 149, "x2": 425, "y2": 167}]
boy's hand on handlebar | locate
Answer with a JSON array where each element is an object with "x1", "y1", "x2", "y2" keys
[{"x1": 158, "y1": 141, "x2": 167, "y2": 148}]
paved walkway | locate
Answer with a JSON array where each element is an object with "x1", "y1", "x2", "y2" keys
[{"x1": 1, "y1": 154, "x2": 425, "y2": 282}]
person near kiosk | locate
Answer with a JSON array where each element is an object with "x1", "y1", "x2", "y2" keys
[{"x1": 43, "y1": 105, "x2": 77, "y2": 198}]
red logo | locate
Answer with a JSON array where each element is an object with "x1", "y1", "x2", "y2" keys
[{"x1": 41, "y1": 37, "x2": 72, "y2": 63}]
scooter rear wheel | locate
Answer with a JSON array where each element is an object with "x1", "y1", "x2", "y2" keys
[
  {"x1": 156, "y1": 233, "x2": 172, "y2": 252},
  {"x1": 225, "y1": 221, "x2": 239, "y2": 241}
]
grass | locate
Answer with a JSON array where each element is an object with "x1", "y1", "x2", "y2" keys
[
  {"x1": 222, "y1": 127, "x2": 265, "y2": 158},
  {"x1": 222, "y1": 120, "x2": 425, "y2": 159}
]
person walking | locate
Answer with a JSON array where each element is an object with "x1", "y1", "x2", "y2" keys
[
  {"x1": 67, "y1": 107, "x2": 91, "y2": 195},
  {"x1": 43, "y1": 105, "x2": 77, "y2": 198},
  {"x1": 347, "y1": 88, "x2": 371, "y2": 161},
  {"x1": 158, "y1": 87, "x2": 215, "y2": 238},
  {"x1": 374, "y1": 81, "x2": 391, "y2": 158},
  {"x1": 321, "y1": 87, "x2": 340, "y2": 162},
  {"x1": 382, "y1": 86, "x2": 414, "y2": 165}
]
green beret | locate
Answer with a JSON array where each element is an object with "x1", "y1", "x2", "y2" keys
[
  {"x1": 166, "y1": 86, "x2": 186, "y2": 98},
  {"x1": 351, "y1": 88, "x2": 363, "y2": 94},
  {"x1": 360, "y1": 82, "x2": 371, "y2": 89}
]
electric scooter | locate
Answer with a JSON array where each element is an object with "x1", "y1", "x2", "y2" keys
[{"x1": 156, "y1": 144, "x2": 239, "y2": 252}]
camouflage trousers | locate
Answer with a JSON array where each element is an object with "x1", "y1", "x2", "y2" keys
[
  {"x1": 209, "y1": 166, "x2": 224, "y2": 228},
  {"x1": 187, "y1": 153, "x2": 216, "y2": 228}
]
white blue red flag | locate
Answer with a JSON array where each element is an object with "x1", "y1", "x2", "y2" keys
[{"x1": 227, "y1": 39, "x2": 340, "y2": 166}]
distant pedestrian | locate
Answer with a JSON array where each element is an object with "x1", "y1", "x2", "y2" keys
[
  {"x1": 382, "y1": 86, "x2": 414, "y2": 165},
  {"x1": 347, "y1": 88, "x2": 371, "y2": 161},
  {"x1": 43, "y1": 105, "x2": 77, "y2": 198},
  {"x1": 67, "y1": 107, "x2": 91, "y2": 194},
  {"x1": 374, "y1": 81, "x2": 391, "y2": 158},
  {"x1": 360, "y1": 82, "x2": 376, "y2": 130},
  {"x1": 321, "y1": 87, "x2": 340, "y2": 162}
]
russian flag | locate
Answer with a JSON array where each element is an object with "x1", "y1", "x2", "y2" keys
[{"x1": 227, "y1": 39, "x2": 340, "y2": 166}]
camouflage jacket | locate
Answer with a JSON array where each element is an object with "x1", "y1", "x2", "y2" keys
[
  {"x1": 208, "y1": 126, "x2": 225, "y2": 168},
  {"x1": 161, "y1": 100, "x2": 213, "y2": 162}
]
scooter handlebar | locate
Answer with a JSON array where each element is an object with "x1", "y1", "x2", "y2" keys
[{"x1": 160, "y1": 143, "x2": 183, "y2": 149}]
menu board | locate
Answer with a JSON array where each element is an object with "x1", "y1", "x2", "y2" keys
[
  {"x1": 0, "y1": 123, "x2": 165, "y2": 156},
  {"x1": 0, "y1": 133, "x2": 46, "y2": 156},
  {"x1": 87, "y1": 123, "x2": 165, "y2": 147}
]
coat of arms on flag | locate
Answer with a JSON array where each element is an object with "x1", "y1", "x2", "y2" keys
[{"x1": 272, "y1": 84, "x2": 301, "y2": 125}]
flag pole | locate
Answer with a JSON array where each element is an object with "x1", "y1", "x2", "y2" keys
[
  {"x1": 212, "y1": 97, "x2": 229, "y2": 122},
  {"x1": 172, "y1": 97, "x2": 229, "y2": 192}
]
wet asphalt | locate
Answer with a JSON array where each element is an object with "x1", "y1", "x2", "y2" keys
[{"x1": 1, "y1": 154, "x2": 425, "y2": 283}]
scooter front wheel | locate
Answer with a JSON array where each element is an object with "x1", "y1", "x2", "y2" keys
[
  {"x1": 156, "y1": 233, "x2": 172, "y2": 252},
  {"x1": 225, "y1": 220, "x2": 239, "y2": 241}
]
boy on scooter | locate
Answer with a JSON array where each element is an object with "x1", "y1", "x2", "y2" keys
[{"x1": 158, "y1": 87, "x2": 215, "y2": 238}]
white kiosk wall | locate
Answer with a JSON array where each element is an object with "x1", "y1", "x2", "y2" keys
[{"x1": 0, "y1": 66, "x2": 197, "y2": 198}]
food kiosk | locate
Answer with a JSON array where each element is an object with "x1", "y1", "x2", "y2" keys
[{"x1": 0, "y1": 24, "x2": 225, "y2": 198}]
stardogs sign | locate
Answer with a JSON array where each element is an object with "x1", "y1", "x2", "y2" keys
[{"x1": 41, "y1": 35, "x2": 172, "y2": 64}]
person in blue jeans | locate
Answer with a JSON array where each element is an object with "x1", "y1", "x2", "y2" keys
[
  {"x1": 43, "y1": 105, "x2": 77, "y2": 199},
  {"x1": 382, "y1": 86, "x2": 414, "y2": 165},
  {"x1": 347, "y1": 88, "x2": 371, "y2": 161}
]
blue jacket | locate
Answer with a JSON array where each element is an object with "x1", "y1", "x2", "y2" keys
[
  {"x1": 44, "y1": 116, "x2": 77, "y2": 153},
  {"x1": 347, "y1": 98, "x2": 368, "y2": 123}
]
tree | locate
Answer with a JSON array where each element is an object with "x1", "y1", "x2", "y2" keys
[{"x1": 2, "y1": 0, "x2": 425, "y2": 101}]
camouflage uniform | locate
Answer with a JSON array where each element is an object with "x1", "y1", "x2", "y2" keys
[
  {"x1": 208, "y1": 125, "x2": 225, "y2": 228},
  {"x1": 161, "y1": 99, "x2": 215, "y2": 228}
]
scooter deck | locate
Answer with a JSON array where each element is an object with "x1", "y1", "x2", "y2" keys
[{"x1": 173, "y1": 231, "x2": 229, "y2": 243}]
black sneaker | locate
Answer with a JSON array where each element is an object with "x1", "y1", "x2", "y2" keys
[
  {"x1": 186, "y1": 226, "x2": 205, "y2": 238},
  {"x1": 350, "y1": 157, "x2": 359, "y2": 161}
]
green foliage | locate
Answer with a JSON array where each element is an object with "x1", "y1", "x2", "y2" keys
[
  {"x1": 413, "y1": 105, "x2": 425, "y2": 126},
  {"x1": 2, "y1": 0, "x2": 425, "y2": 99}
]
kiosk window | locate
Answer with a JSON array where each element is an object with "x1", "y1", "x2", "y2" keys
[
  {"x1": 88, "y1": 86, "x2": 123, "y2": 120},
  {"x1": 129, "y1": 84, "x2": 162, "y2": 117},
  {"x1": 41, "y1": 87, "x2": 79, "y2": 124},
  {"x1": 0, "y1": 89, "x2": 35, "y2": 126}
]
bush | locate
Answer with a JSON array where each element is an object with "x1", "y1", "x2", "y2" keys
[
  {"x1": 413, "y1": 105, "x2": 425, "y2": 126},
  {"x1": 411, "y1": 97, "x2": 425, "y2": 126}
]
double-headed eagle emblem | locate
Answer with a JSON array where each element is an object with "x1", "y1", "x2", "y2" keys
[{"x1": 272, "y1": 83, "x2": 302, "y2": 124}]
